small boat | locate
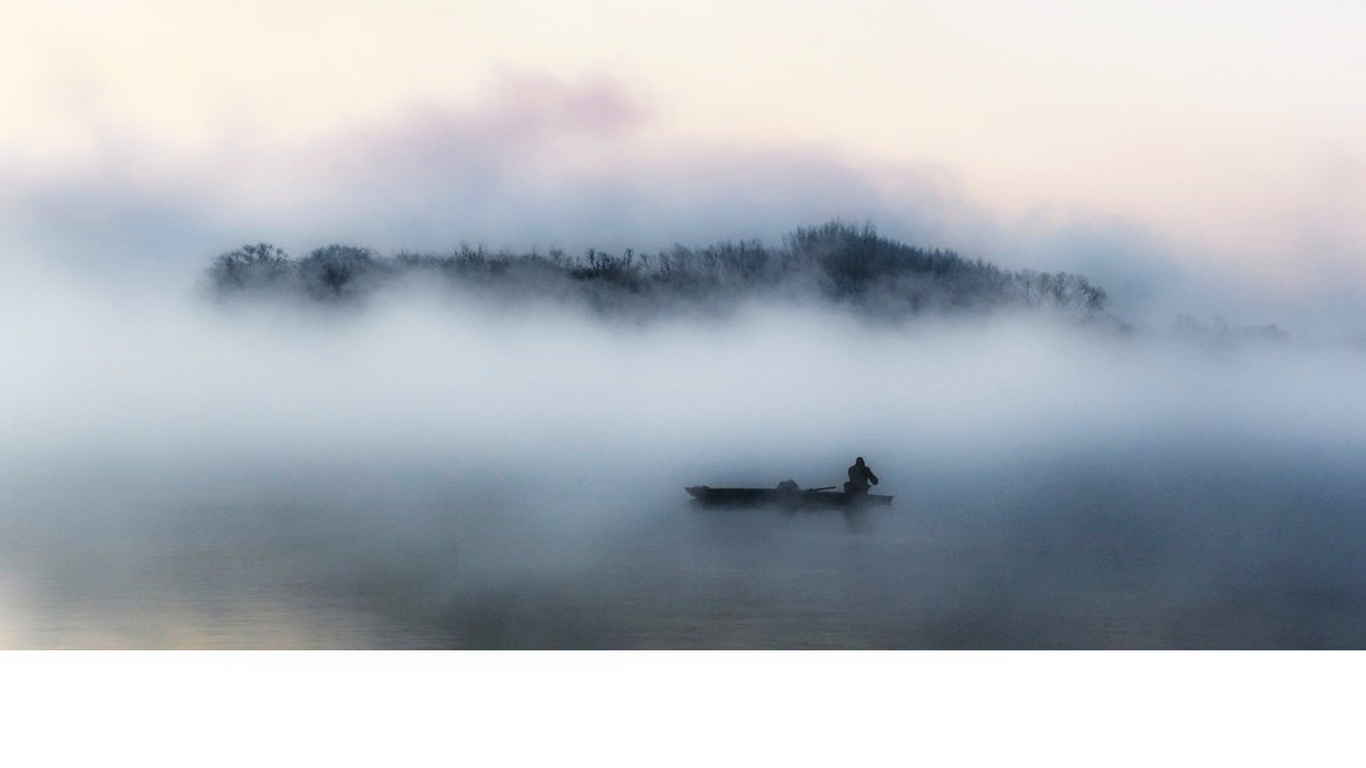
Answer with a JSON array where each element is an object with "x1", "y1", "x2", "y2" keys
[{"x1": 685, "y1": 484, "x2": 894, "y2": 509}]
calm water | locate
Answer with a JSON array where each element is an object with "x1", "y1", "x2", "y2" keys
[
  {"x1": 0, "y1": 505, "x2": 1155, "y2": 649},
  {"x1": 5, "y1": 446, "x2": 1364, "y2": 648}
]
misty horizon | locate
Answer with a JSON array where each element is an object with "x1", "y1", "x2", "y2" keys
[{"x1": 3, "y1": 231, "x2": 1365, "y2": 648}]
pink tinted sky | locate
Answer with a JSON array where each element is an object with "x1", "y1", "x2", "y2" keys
[{"x1": 3, "y1": 0, "x2": 1364, "y2": 326}]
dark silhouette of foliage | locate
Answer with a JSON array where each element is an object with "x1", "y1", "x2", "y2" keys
[
  {"x1": 209, "y1": 243, "x2": 294, "y2": 291},
  {"x1": 298, "y1": 245, "x2": 381, "y2": 298},
  {"x1": 205, "y1": 220, "x2": 1113, "y2": 323},
  {"x1": 571, "y1": 249, "x2": 643, "y2": 290},
  {"x1": 1016, "y1": 270, "x2": 1109, "y2": 313}
]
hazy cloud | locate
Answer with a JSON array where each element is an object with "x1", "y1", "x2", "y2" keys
[{"x1": 3, "y1": 72, "x2": 1362, "y2": 332}]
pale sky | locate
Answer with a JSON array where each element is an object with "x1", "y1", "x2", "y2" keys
[{"x1": 4, "y1": 0, "x2": 1365, "y2": 325}]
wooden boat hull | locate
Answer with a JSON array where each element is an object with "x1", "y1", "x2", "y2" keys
[{"x1": 685, "y1": 486, "x2": 893, "y2": 509}]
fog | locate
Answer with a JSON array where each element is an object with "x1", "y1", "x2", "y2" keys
[
  {"x1": 11, "y1": 70, "x2": 1365, "y2": 338},
  {"x1": 3, "y1": 260, "x2": 1366, "y2": 648}
]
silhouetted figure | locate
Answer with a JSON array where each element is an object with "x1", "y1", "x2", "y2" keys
[{"x1": 845, "y1": 457, "x2": 879, "y2": 494}]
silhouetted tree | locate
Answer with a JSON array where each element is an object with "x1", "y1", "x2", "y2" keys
[
  {"x1": 299, "y1": 245, "x2": 380, "y2": 298},
  {"x1": 1016, "y1": 270, "x2": 1109, "y2": 313},
  {"x1": 571, "y1": 249, "x2": 643, "y2": 290},
  {"x1": 209, "y1": 243, "x2": 294, "y2": 293}
]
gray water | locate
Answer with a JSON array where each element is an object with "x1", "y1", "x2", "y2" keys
[{"x1": 4, "y1": 440, "x2": 1363, "y2": 649}]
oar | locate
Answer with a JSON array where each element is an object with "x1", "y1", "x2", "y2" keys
[{"x1": 805, "y1": 486, "x2": 837, "y2": 492}]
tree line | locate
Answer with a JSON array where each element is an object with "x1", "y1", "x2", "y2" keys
[{"x1": 207, "y1": 220, "x2": 1110, "y2": 320}]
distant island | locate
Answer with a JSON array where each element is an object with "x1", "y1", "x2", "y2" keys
[{"x1": 207, "y1": 220, "x2": 1113, "y2": 323}]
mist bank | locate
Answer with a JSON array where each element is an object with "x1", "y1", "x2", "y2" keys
[
  {"x1": 4, "y1": 253, "x2": 1366, "y2": 647},
  {"x1": 7, "y1": 250, "x2": 1366, "y2": 510},
  {"x1": 9, "y1": 263, "x2": 1363, "y2": 479}
]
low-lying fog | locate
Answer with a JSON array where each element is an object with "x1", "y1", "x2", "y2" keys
[{"x1": 3, "y1": 267, "x2": 1365, "y2": 648}]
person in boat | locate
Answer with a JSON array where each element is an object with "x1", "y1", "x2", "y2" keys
[{"x1": 845, "y1": 457, "x2": 879, "y2": 494}]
